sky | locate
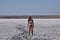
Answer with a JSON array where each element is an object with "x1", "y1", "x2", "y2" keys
[{"x1": 0, "y1": 0, "x2": 60, "y2": 16}]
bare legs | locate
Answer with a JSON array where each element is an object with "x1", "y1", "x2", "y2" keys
[
  {"x1": 31, "y1": 27, "x2": 33, "y2": 36},
  {"x1": 29, "y1": 25, "x2": 33, "y2": 36}
]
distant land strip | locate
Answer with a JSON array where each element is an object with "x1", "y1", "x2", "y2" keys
[{"x1": 0, "y1": 15, "x2": 60, "y2": 19}]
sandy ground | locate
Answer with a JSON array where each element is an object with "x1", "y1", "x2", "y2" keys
[{"x1": 0, "y1": 19, "x2": 60, "y2": 40}]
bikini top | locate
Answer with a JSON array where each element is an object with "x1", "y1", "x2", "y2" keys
[{"x1": 28, "y1": 20, "x2": 33, "y2": 25}]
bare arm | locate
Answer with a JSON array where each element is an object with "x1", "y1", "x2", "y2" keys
[
  {"x1": 27, "y1": 21, "x2": 29, "y2": 28},
  {"x1": 32, "y1": 20, "x2": 34, "y2": 27}
]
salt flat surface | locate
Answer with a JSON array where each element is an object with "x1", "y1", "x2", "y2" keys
[{"x1": 0, "y1": 19, "x2": 60, "y2": 40}]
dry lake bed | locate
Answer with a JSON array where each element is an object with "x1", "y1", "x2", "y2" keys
[{"x1": 0, "y1": 19, "x2": 60, "y2": 40}]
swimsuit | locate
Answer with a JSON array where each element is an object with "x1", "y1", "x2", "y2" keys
[{"x1": 29, "y1": 21, "x2": 33, "y2": 26}]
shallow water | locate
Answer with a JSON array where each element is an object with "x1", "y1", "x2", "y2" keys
[{"x1": 0, "y1": 19, "x2": 60, "y2": 40}]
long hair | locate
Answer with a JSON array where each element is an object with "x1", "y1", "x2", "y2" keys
[
  {"x1": 28, "y1": 16, "x2": 33, "y2": 23},
  {"x1": 28, "y1": 16, "x2": 32, "y2": 21}
]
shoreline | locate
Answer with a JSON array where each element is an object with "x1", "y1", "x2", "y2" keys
[{"x1": 0, "y1": 15, "x2": 60, "y2": 19}]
